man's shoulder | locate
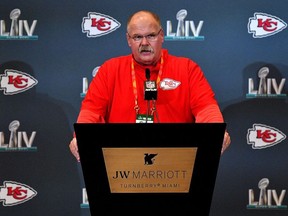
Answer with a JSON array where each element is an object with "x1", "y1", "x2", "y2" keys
[
  {"x1": 164, "y1": 49, "x2": 194, "y2": 61},
  {"x1": 166, "y1": 52, "x2": 197, "y2": 67},
  {"x1": 99, "y1": 54, "x2": 131, "y2": 73}
]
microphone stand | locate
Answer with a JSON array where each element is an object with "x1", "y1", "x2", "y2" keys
[
  {"x1": 145, "y1": 68, "x2": 151, "y2": 123},
  {"x1": 144, "y1": 68, "x2": 160, "y2": 123}
]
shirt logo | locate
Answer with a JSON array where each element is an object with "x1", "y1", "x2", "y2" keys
[
  {"x1": 248, "y1": 12, "x2": 287, "y2": 38},
  {"x1": 160, "y1": 78, "x2": 181, "y2": 90}
]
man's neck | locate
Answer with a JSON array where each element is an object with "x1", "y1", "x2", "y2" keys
[{"x1": 133, "y1": 56, "x2": 161, "y2": 67}]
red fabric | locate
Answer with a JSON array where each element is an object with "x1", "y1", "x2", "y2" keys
[{"x1": 77, "y1": 49, "x2": 223, "y2": 123}]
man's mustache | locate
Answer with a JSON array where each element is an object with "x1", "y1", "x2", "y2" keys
[{"x1": 139, "y1": 46, "x2": 154, "y2": 53}]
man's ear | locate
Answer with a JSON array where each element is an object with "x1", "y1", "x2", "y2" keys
[{"x1": 126, "y1": 33, "x2": 132, "y2": 47}]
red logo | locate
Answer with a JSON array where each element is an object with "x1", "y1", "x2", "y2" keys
[
  {"x1": 82, "y1": 12, "x2": 121, "y2": 37},
  {"x1": 247, "y1": 124, "x2": 286, "y2": 149},
  {"x1": 248, "y1": 12, "x2": 287, "y2": 38},
  {"x1": 0, "y1": 181, "x2": 37, "y2": 206},
  {"x1": 160, "y1": 78, "x2": 181, "y2": 90},
  {"x1": 0, "y1": 69, "x2": 38, "y2": 95}
]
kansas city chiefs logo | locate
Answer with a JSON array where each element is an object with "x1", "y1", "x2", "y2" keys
[
  {"x1": 248, "y1": 12, "x2": 287, "y2": 38},
  {"x1": 0, "y1": 181, "x2": 37, "y2": 206},
  {"x1": 0, "y1": 69, "x2": 38, "y2": 95},
  {"x1": 247, "y1": 123, "x2": 286, "y2": 149},
  {"x1": 160, "y1": 78, "x2": 181, "y2": 90},
  {"x1": 82, "y1": 12, "x2": 121, "y2": 37}
]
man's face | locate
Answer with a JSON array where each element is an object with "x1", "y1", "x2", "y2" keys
[{"x1": 126, "y1": 13, "x2": 164, "y2": 65}]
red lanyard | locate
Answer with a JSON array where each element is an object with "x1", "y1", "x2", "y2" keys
[{"x1": 131, "y1": 53, "x2": 164, "y2": 114}]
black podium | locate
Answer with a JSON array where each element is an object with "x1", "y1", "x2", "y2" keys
[{"x1": 74, "y1": 123, "x2": 226, "y2": 216}]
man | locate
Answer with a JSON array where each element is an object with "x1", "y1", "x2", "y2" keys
[{"x1": 69, "y1": 10, "x2": 231, "y2": 161}]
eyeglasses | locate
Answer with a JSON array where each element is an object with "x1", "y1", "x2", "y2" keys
[{"x1": 128, "y1": 29, "x2": 162, "y2": 42}]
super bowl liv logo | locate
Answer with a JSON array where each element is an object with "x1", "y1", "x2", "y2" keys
[
  {"x1": 247, "y1": 178, "x2": 287, "y2": 210},
  {"x1": 165, "y1": 9, "x2": 204, "y2": 41},
  {"x1": 0, "y1": 8, "x2": 38, "y2": 40},
  {"x1": 81, "y1": 188, "x2": 89, "y2": 208},
  {"x1": 0, "y1": 120, "x2": 37, "y2": 152},
  {"x1": 246, "y1": 66, "x2": 286, "y2": 98},
  {"x1": 81, "y1": 66, "x2": 100, "y2": 98}
]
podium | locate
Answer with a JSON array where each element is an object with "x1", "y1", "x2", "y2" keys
[{"x1": 74, "y1": 123, "x2": 226, "y2": 216}]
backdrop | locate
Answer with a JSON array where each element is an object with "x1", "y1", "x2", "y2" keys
[{"x1": 0, "y1": 1, "x2": 287, "y2": 216}]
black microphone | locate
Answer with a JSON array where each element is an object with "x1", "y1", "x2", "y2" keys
[
  {"x1": 144, "y1": 68, "x2": 157, "y2": 100},
  {"x1": 145, "y1": 68, "x2": 150, "y2": 80}
]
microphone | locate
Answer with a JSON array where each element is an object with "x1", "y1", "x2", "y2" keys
[
  {"x1": 145, "y1": 68, "x2": 150, "y2": 80},
  {"x1": 144, "y1": 68, "x2": 157, "y2": 100}
]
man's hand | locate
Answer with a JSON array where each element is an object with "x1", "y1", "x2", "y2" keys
[
  {"x1": 221, "y1": 131, "x2": 231, "y2": 154},
  {"x1": 69, "y1": 137, "x2": 80, "y2": 162}
]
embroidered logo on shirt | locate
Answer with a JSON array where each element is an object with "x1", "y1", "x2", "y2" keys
[{"x1": 160, "y1": 78, "x2": 181, "y2": 90}]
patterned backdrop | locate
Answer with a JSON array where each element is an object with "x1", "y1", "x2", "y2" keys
[{"x1": 0, "y1": 1, "x2": 287, "y2": 215}]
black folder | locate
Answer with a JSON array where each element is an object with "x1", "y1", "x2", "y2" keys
[{"x1": 74, "y1": 123, "x2": 226, "y2": 216}]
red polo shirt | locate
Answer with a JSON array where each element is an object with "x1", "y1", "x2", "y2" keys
[{"x1": 77, "y1": 49, "x2": 223, "y2": 123}]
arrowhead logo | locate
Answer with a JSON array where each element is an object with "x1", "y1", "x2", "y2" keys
[
  {"x1": 248, "y1": 12, "x2": 287, "y2": 38},
  {"x1": 82, "y1": 12, "x2": 121, "y2": 37},
  {"x1": 160, "y1": 78, "x2": 181, "y2": 90},
  {"x1": 0, "y1": 181, "x2": 37, "y2": 206},
  {"x1": 247, "y1": 123, "x2": 286, "y2": 149},
  {"x1": 0, "y1": 69, "x2": 38, "y2": 95}
]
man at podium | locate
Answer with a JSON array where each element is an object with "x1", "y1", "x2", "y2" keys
[{"x1": 69, "y1": 10, "x2": 231, "y2": 161}]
